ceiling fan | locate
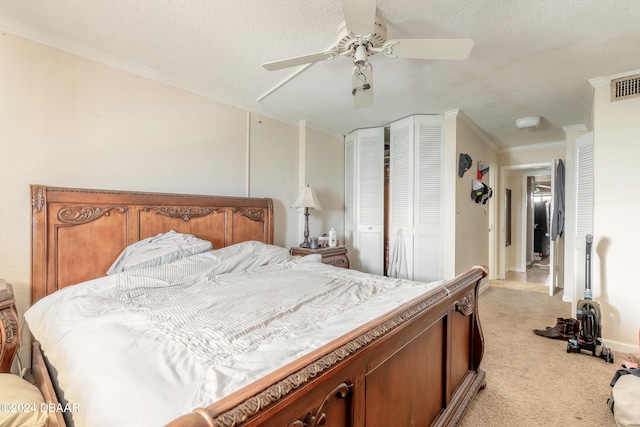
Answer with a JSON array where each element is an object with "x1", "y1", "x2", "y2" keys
[{"x1": 262, "y1": 0, "x2": 474, "y2": 109}]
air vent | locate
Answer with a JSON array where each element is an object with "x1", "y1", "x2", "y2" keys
[{"x1": 611, "y1": 74, "x2": 640, "y2": 101}]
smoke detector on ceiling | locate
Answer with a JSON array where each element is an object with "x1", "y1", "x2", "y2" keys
[{"x1": 515, "y1": 116, "x2": 541, "y2": 130}]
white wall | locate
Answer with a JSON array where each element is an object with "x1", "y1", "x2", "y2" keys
[
  {"x1": 592, "y1": 82, "x2": 640, "y2": 353},
  {"x1": 0, "y1": 32, "x2": 344, "y2": 368}
]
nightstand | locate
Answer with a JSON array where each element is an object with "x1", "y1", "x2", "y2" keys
[
  {"x1": 290, "y1": 245, "x2": 349, "y2": 269},
  {"x1": 0, "y1": 281, "x2": 20, "y2": 373}
]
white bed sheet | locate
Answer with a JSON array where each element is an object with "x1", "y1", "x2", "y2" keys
[{"x1": 25, "y1": 241, "x2": 443, "y2": 427}]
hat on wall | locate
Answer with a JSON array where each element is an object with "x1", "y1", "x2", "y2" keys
[
  {"x1": 471, "y1": 180, "x2": 493, "y2": 204},
  {"x1": 459, "y1": 153, "x2": 472, "y2": 177},
  {"x1": 477, "y1": 161, "x2": 490, "y2": 180}
]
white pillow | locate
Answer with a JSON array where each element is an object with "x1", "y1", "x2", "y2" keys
[
  {"x1": 202, "y1": 241, "x2": 294, "y2": 273},
  {"x1": 107, "y1": 230, "x2": 212, "y2": 275},
  {"x1": 0, "y1": 374, "x2": 49, "y2": 427}
]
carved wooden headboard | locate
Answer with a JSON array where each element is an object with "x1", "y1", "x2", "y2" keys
[{"x1": 30, "y1": 185, "x2": 274, "y2": 304}]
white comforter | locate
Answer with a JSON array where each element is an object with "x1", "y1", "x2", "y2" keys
[{"x1": 25, "y1": 241, "x2": 442, "y2": 427}]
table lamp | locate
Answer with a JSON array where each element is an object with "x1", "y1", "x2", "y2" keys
[{"x1": 292, "y1": 185, "x2": 322, "y2": 248}]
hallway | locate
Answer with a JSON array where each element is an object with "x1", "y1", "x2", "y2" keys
[{"x1": 490, "y1": 256, "x2": 551, "y2": 293}]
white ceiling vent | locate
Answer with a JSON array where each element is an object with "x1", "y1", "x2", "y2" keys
[{"x1": 611, "y1": 74, "x2": 640, "y2": 101}]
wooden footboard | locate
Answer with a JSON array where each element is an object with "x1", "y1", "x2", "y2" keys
[{"x1": 167, "y1": 265, "x2": 487, "y2": 427}]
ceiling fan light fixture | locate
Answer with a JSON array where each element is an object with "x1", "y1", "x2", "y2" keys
[
  {"x1": 261, "y1": 1, "x2": 473, "y2": 109},
  {"x1": 515, "y1": 116, "x2": 541, "y2": 130},
  {"x1": 353, "y1": 44, "x2": 369, "y2": 68}
]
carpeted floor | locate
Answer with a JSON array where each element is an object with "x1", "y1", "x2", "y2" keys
[{"x1": 459, "y1": 283, "x2": 625, "y2": 427}]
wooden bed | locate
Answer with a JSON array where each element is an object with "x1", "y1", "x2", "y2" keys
[{"x1": 29, "y1": 184, "x2": 487, "y2": 427}]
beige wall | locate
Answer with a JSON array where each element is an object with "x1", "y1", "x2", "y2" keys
[
  {"x1": 300, "y1": 125, "x2": 345, "y2": 245},
  {"x1": 592, "y1": 83, "x2": 640, "y2": 352},
  {"x1": 453, "y1": 116, "x2": 498, "y2": 276},
  {"x1": 0, "y1": 32, "x2": 344, "y2": 367},
  {"x1": 248, "y1": 113, "x2": 300, "y2": 248},
  {"x1": 505, "y1": 173, "x2": 523, "y2": 271}
]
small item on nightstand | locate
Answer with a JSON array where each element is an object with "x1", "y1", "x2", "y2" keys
[
  {"x1": 329, "y1": 228, "x2": 337, "y2": 247},
  {"x1": 309, "y1": 237, "x2": 319, "y2": 249},
  {"x1": 319, "y1": 235, "x2": 329, "y2": 247}
]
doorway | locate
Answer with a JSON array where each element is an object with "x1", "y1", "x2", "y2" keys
[{"x1": 499, "y1": 161, "x2": 558, "y2": 293}]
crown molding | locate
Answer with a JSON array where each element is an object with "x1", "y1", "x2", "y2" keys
[
  {"x1": 445, "y1": 109, "x2": 501, "y2": 152},
  {"x1": 500, "y1": 140, "x2": 566, "y2": 153},
  {"x1": 589, "y1": 68, "x2": 640, "y2": 88}
]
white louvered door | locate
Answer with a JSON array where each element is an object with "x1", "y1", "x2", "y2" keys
[
  {"x1": 390, "y1": 115, "x2": 444, "y2": 281},
  {"x1": 390, "y1": 116, "x2": 415, "y2": 277},
  {"x1": 574, "y1": 131, "x2": 594, "y2": 297},
  {"x1": 344, "y1": 127, "x2": 384, "y2": 274},
  {"x1": 413, "y1": 116, "x2": 444, "y2": 282}
]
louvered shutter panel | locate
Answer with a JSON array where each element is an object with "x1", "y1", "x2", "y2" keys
[
  {"x1": 356, "y1": 128, "x2": 384, "y2": 274},
  {"x1": 414, "y1": 116, "x2": 444, "y2": 282},
  {"x1": 389, "y1": 115, "x2": 444, "y2": 281},
  {"x1": 358, "y1": 132, "x2": 384, "y2": 227},
  {"x1": 390, "y1": 116, "x2": 415, "y2": 277},
  {"x1": 574, "y1": 132, "x2": 594, "y2": 295},
  {"x1": 576, "y1": 139, "x2": 594, "y2": 237},
  {"x1": 344, "y1": 128, "x2": 384, "y2": 274}
]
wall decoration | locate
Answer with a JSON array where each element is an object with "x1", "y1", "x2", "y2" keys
[
  {"x1": 458, "y1": 153, "x2": 472, "y2": 177},
  {"x1": 471, "y1": 179, "x2": 493, "y2": 204},
  {"x1": 477, "y1": 161, "x2": 489, "y2": 180}
]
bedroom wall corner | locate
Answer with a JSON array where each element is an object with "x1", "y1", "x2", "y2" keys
[
  {"x1": 247, "y1": 113, "x2": 300, "y2": 248},
  {"x1": 291, "y1": 122, "x2": 345, "y2": 249}
]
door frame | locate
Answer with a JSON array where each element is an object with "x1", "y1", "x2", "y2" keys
[{"x1": 498, "y1": 161, "x2": 554, "y2": 280}]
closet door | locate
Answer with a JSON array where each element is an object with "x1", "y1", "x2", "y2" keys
[
  {"x1": 389, "y1": 115, "x2": 444, "y2": 282},
  {"x1": 345, "y1": 127, "x2": 384, "y2": 274},
  {"x1": 574, "y1": 131, "x2": 594, "y2": 296},
  {"x1": 413, "y1": 115, "x2": 444, "y2": 282},
  {"x1": 389, "y1": 116, "x2": 416, "y2": 277}
]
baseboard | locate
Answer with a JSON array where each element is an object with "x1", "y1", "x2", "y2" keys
[
  {"x1": 603, "y1": 338, "x2": 639, "y2": 355},
  {"x1": 479, "y1": 281, "x2": 491, "y2": 295}
]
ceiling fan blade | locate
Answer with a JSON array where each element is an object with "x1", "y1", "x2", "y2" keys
[
  {"x1": 263, "y1": 50, "x2": 338, "y2": 71},
  {"x1": 352, "y1": 65, "x2": 373, "y2": 109},
  {"x1": 341, "y1": 0, "x2": 377, "y2": 36},
  {"x1": 383, "y1": 39, "x2": 474, "y2": 60}
]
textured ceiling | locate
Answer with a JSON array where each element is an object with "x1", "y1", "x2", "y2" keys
[{"x1": 1, "y1": 1, "x2": 639, "y2": 150}]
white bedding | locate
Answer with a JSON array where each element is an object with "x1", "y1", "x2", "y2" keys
[{"x1": 25, "y1": 241, "x2": 443, "y2": 427}]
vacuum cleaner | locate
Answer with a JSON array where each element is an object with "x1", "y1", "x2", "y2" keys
[{"x1": 567, "y1": 234, "x2": 614, "y2": 363}]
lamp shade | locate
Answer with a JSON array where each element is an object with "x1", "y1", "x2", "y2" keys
[{"x1": 292, "y1": 186, "x2": 322, "y2": 210}]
